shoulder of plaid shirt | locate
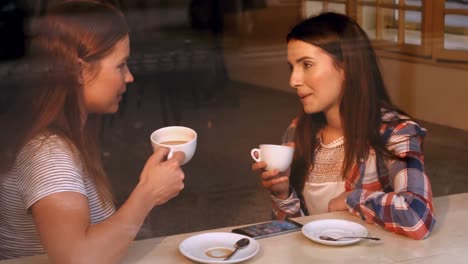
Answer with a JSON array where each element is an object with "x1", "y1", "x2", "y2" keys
[{"x1": 271, "y1": 109, "x2": 436, "y2": 240}]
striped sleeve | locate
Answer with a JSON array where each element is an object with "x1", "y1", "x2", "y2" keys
[
  {"x1": 15, "y1": 135, "x2": 87, "y2": 211},
  {"x1": 346, "y1": 120, "x2": 436, "y2": 240}
]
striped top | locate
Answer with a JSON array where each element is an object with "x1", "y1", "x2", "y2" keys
[{"x1": 0, "y1": 134, "x2": 115, "y2": 259}]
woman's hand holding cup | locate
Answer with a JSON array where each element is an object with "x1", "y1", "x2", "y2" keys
[
  {"x1": 251, "y1": 144, "x2": 294, "y2": 200},
  {"x1": 252, "y1": 161, "x2": 290, "y2": 199},
  {"x1": 139, "y1": 147, "x2": 185, "y2": 207},
  {"x1": 136, "y1": 126, "x2": 197, "y2": 208}
]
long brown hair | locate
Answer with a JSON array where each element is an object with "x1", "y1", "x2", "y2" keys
[
  {"x1": 0, "y1": 0, "x2": 129, "y2": 203},
  {"x1": 287, "y1": 12, "x2": 403, "y2": 193}
]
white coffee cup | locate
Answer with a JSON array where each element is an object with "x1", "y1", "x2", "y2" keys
[
  {"x1": 250, "y1": 144, "x2": 294, "y2": 171},
  {"x1": 150, "y1": 126, "x2": 197, "y2": 165}
]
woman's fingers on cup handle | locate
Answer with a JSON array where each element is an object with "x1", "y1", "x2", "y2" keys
[
  {"x1": 252, "y1": 161, "x2": 267, "y2": 171},
  {"x1": 169, "y1": 151, "x2": 185, "y2": 165},
  {"x1": 151, "y1": 147, "x2": 171, "y2": 163}
]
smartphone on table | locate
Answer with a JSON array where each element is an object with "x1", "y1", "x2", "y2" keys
[{"x1": 231, "y1": 218, "x2": 303, "y2": 239}]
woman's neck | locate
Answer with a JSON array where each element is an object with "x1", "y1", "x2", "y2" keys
[
  {"x1": 323, "y1": 108, "x2": 343, "y2": 144},
  {"x1": 321, "y1": 125, "x2": 343, "y2": 145}
]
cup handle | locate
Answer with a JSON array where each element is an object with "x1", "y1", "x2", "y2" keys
[
  {"x1": 167, "y1": 148, "x2": 173, "y2": 160},
  {"x1": 250, "y1": 148, "x2": 261, "y2": 162}
]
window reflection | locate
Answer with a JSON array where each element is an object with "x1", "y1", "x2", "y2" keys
[{"x1": 0, "y1": 0, "x2": 467, "y2": 252}]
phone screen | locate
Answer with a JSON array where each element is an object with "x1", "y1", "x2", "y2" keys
[{"x1": 232, "y1": 219, "x2": 302, "y2": 239}]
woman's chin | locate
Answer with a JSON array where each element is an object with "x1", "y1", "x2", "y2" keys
[
  {"x1": 303, "y1": 106, "x2": 320, "y2": 114},
  {"x1": 106, "y1": 105, "x2": 119, "y2": 114}
]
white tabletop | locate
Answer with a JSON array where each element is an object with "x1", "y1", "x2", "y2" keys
[{"x1": 2, "y1": 193, "x2": 468, "y2": 264}]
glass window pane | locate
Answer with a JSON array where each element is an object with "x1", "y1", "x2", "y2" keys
[
  {"x1": 303, "y1": 2, "x2": 346, "y2": 18},
  {"x1": 360, "y1": 6, "x2": 378, "y2": 40},
  {"x1": 376, "y1": 0, "x2": 422, "y2": 6},
  {"x1": 445, "y1": 0, "x2": 468, "y2": 10},
  {"x1": 326, "y1": 3, "x2": 346, "y2": 14},
  {"x1": 405, "y1": 11, "x2": 422, "y2": 45},
  {"x1": 382, "y1": 8, "x2": 399, "y2": 43},
  {"x1": 445, "y1": 14, "x2": 468, "y2": 29},
  {"x1": 444, "y1": 15, "x2": 468, "y2": 50},
  {"x1": 303, "y1": 1, "x2": 324, "y2": 17},
  {"x1": 405, "y1": 0, "x2": 422, "y2": 7}
]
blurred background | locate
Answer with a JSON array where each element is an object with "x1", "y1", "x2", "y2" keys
[{"x1": 1, "y1": 0, "x2": 467, "y2": 239}]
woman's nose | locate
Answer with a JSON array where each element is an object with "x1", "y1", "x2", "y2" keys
[
  {"x1": 126, "y1": 67, "x2": 134, "y2": 83},
  {"x1": 289, "y1": 70, "x2": 302, "y2": 89}
]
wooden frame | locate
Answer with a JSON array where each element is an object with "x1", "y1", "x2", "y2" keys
[
  {"x1": 433, "y1": 1, "x2": 468, "y2": 62},
  {"x1": 356, "y1": 0, "x2": 430, "y2": 57}
]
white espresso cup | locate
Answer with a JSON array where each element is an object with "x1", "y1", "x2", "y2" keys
[
  {"x1": 250, "y1": 144, "x2": 294, "y2": 171},
  {"x1": 150, "y1": 126, "x2": 197, "y2": 165}
]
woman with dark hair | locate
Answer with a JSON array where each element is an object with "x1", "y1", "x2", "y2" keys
[
  {"x1": 0, "y1": 1, "x2": 185, "y2": 261},
  {"x1": 252, "y1": 12, "x2": 435, "y2": 240}
]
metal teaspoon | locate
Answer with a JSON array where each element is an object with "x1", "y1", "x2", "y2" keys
[
  {"x1": 224, "y1": 238, "x2": 250, "y2": 260},
  {"x1": 319, "y1": 235, "x2": 381, "y2": 241}
]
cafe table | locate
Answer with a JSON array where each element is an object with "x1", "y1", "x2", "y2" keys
[{"x1": 2, "y1": 193, "x2": 467, "y2": 264}]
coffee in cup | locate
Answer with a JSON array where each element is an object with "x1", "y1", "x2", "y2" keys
[{"x1": 150, "y1": 126, "x2": 197, "y2": 165}]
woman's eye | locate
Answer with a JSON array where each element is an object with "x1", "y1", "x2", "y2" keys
[
  {"x1": 118, "y1": 62, "x2": 127, "y2": 69},
  {"x1": 120, "y1": 64, "x2": 126, "y2": 68},
  {"x1": 304, "y1": 62, "x2": 313, "y2": 69}
]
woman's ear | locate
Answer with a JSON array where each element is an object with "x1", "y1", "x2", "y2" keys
[
  {"x1": 333, "y1": 60, "x2": 346, "y2": 81},
  {"x1": 78, "y1": 59, "x2": 97, "y2": 85},
  {"x1": 337, "y1": 61, "x2": 345, "y2": 81}
]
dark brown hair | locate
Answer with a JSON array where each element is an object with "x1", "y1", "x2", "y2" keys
[
  {"x1": 286, "y1": 12, "x2": 403, "y2": 193},
  {"x1": 0, "y1": 0, "x2": 129, "y2": 203}
]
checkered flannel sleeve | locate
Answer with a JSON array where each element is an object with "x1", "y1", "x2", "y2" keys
[
  {"x1": 346, "y1": 120, "x2": 436, "y2": 240},
  {"x1": 270, "y1": 189, "x2": 302, "y2": 220}
]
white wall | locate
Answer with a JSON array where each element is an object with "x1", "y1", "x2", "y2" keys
[{"x1": 380, "y1": 58, "x2": 468, "y2": 131}]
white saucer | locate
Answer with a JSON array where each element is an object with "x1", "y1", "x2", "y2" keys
[
  {"x1": 179, "y1": 232, "x2": 260, "y2": 264},
  {"x1": 302, "y1": 219, "x2": 368, "y2": 246}
]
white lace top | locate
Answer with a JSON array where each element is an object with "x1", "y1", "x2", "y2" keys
[{"x1": 303, "y1": 136, "x2": 346, "y2": 214}]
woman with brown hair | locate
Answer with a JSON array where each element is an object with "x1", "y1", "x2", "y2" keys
[
  {"x1": 252, "y1": 12, "x2": 435, "y2": 240},
  {"x1": 0, "y1": 1, "x2": 184, "y2": 261}
]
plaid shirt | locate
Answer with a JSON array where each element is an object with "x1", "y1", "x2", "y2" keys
[{"x1": 271, "y1": 110, "x2": 436, "y2": 240}]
